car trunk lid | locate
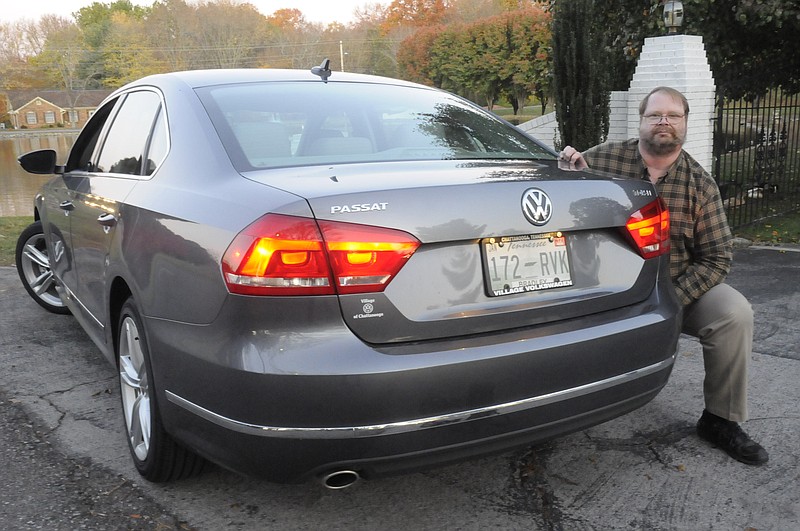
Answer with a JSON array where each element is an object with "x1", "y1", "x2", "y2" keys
[{"x1": 243, "y1": 159, "x2": 667, "y2": 344}]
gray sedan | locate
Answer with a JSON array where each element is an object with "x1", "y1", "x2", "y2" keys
[{"x1": 16, "y1": 64, "x2": 680, "y2": 488}]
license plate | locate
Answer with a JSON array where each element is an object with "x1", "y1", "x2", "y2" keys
[{"x1": 481, "y1": 232, "x2": 573, "y2": 297}]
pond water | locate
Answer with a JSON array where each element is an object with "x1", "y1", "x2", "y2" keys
[{"x1": 1, "y1": 132, "x2": 77, "y2": 217}]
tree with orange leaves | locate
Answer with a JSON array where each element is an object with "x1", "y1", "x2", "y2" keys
[
  {"x1": 383, "y1": 0, "x2": 450, "y2": 31},
  {"x1": 397, "y1": 5, "x2": 551, "y2": 112}
]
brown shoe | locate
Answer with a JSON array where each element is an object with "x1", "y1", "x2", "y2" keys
[{"x1": 696, "y1": 410, "x2": 769, "y2": 465}]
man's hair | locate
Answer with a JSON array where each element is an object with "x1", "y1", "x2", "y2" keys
[{"x1": 639, "y1": 86, "x2": 690, "y2": 116}]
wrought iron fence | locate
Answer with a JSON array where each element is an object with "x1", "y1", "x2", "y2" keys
[{"x1": 712, "y1": 90, "x2": 800, "y2": 229}]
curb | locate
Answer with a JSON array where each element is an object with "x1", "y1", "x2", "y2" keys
[{"x1": 732, "y1": 237, "x2": 800, "y2": 252}]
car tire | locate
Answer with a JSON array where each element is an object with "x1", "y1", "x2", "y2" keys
[
  {"x1": 15, "y1": 220, "x2": 70, "y2": 314},
  {"x1": 117, "y1": 297, "x2": 205, "y2": 482}
]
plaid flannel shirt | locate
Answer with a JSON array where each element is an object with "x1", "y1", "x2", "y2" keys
[{"x1": 583, "y1": 139, "x2": 732, "y2": 306}]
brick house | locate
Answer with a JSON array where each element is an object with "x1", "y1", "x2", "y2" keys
[{"x1": 1, "y1": 89, "x2": 113, "y2": 130}]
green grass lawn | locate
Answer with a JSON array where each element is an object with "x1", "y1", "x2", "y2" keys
[
  {"x1": 1, "y1": 210, "x2": 798, "y2": 268},
  {"x1": 0, "y1": 216, "x2": 34, "y2": 267},
  {"x1": 491, "y1": 103, "x2": 551, "y2": 124},
  {"x1": 732, "y1": 209, "x2": 800, "y2": 245}
]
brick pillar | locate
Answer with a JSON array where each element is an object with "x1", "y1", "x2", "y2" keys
[
  {"x1": 625, "y1": 34, "x2": 716, "y2": 171},
  {"x1": 607, "y1": 91, "x2": 630, "y2": 142}
]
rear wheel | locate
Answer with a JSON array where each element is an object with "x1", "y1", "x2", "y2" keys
[
  {"x1": 15, "y1": 221, "x2": 69, "y2": 314},
  {"x1": 117, "y1": 297, "x2": 205, "y2": 481}
]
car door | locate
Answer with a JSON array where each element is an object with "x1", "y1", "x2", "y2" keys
[
  {"x1": 38, "y1": 173, "x2": 81, "y2": 297},
  {"x1": 67, "y1": 89, "x2": 165, "y2": 337},
  {"x1": 42, "y1": 97, "x2": 121, "y2": 310}
]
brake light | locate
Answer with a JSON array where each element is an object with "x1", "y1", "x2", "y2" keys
[
  {"x1": 625, "y1": 198, "x2": 670, "y2": 259},
  {"x1": 319, "y1": 220, "x2": 420, "y2": 295},
  {"x1": 222, "y1": 214, "x2": 420, "y2": 296}
]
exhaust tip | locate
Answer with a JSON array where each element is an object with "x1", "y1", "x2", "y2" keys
[{"x1": 321, "y1": 470, "x2": 360, "y2": 490}]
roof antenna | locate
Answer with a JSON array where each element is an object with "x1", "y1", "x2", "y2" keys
[{"x1": 311, "y1": 58, "x2": 332, "y2": 82}]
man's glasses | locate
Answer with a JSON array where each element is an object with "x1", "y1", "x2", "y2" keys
[{"x1": 643, "y1": 113, "x2": 685, "y2": 125}]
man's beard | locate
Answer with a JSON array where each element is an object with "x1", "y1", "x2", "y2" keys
[{"x1": 641, "y1": 127, "x2": 684, "y2": 156}]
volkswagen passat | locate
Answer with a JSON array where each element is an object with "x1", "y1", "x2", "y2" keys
[{"x1": 16, "y1": 64, "x2": 680, "y2": 488}]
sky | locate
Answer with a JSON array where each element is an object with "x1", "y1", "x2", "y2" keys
[{"x1": 0, "y1": 0, "x2": 384, "y2": 26}]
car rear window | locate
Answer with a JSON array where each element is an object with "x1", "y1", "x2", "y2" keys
[{"x1": 196, "y1": 81, "x2": 554, "y2": 171}]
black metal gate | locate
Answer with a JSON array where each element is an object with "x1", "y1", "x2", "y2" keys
[{"x1": 712, "y1": 90, "x2": 800, "y2": 228}]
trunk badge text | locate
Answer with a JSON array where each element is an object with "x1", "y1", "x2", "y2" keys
[{"x1": 330, "y1": 202, "x2": 388, "y2": 214}]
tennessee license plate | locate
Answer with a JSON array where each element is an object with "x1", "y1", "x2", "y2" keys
[{"x1": 481, "y1": 232, "x2": 573, "y2": 297}]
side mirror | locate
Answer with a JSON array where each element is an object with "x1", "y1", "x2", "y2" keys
[{"x1": 18, "y1": 149, "x2": 63, "y2": 175}]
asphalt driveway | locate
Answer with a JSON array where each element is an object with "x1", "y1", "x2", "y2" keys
[{"x1": 0, "y1": 245, "x2": 797, "y2": 530}]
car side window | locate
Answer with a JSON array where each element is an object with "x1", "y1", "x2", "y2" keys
[
  {"x1": 95, "y1": 90, "x2": 163, "y2": 176},
  {"x1": 65, "y1": 97, "x2": 118, "y2": 173},
  {"x1": 144, "y1": 109, "x2": 168, "y2": 176}
]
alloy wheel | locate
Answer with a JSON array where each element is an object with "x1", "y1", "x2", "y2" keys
[
  {"x1": 18, "y1": 228, "x2": 67, "y2": 311},
  {"x1": 119, "y1": 315, "x2": 152, "y2": 462}
]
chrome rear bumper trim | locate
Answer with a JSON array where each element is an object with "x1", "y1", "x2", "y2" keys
[{"x1": 165, "y1": 354, "x2": 675, "y2": 439}]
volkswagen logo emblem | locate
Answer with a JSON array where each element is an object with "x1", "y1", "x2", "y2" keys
[{"x1": 521, "y1": 188, "x2": 553, "y2": 226}]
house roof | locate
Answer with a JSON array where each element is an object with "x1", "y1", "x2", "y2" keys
[{"x1": 3, "y1": 89, "x2": 113, "y2": 110}]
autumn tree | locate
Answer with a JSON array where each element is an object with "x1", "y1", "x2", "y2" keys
[
  {"x1": 263, "y1": 8, "x2": 326, "y2": 69},
  {"x1": 396, "y1": 25, "x2": 442, "y2": 85},
  {"x1": 75, "y1": 0, "x2": 148, "y2": 49},
  {"x1": 2, "y1": 0, "x2": 558, "y2": 97},
  {"x1": 28, "y1": 17, "x2": 87, "y2": 94},
  {"x1": 430, "y1": 26, "x2": 477, "y2": 95},
  {"x1": 383, "y1": 0, "x2": 451, "y2": 30},
  {"x1": 145, "y1": 0, "x2": 196, "y2": 71},
  {"x1": 188, "y1": 1, "x2": 267, "y2": 69},
  {"x1": 499, "y1": 7, "x2": 551, "y2": 114},
  {"x1": 444, "y1": 0, "x2": 500, "y2": 23},
  {"x1": 397, "y1": 5, "x2": 551, "y2": 111},
  {"x1": 340, "y1": 24, "x2": 399, "y2": 76},
  {"x1": 472, "y1": 19, "x2": 510, "y2": 108},
  {"x1": 101, "y1": 11, "x2": 161, "y2": 86},
  {"x1": 0, "y1": 21, "x2": 43, "y2": 88},
  {"x1": 74, "y1": 0, "x2": 150, "y2": 86}
]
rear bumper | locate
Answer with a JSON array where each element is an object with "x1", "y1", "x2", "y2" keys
[
  {"x1": 146, "y1": 278, "x2": 680, "y2": 483},
  {"x1": 311, "y1": 370, "x2": 670, "y2": 481},
  {"x1": 164, "y1": 356, "x2": 673, "y2": 482},
  {"x1": 166, "y1": 354, "x2": 673, "y2": 440}
]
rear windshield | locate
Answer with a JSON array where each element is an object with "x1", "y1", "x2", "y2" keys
[{"x1": 196, "y1": 81, "x2": 554, "y2": 171}]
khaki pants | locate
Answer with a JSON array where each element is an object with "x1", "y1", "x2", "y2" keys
[{"x1": 682, "y1": 283, "x2": 754, "y2": 422}]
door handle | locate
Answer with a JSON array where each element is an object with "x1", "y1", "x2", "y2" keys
[
  {"x1": 97, "y1": 213, "x2": 117, "y2": 230},
  {"x1": 59, "y1": 200, "x2": 74, "y2": 211}
]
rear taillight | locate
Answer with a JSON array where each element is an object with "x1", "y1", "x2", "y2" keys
[
  {"x1": 222, "y1": 214, "x2": 420, "y2": 296},
  {"x1": 625, "y1": 198, "x2": 670, "y2": 259},
  {"x1": 318, "y1": 220, "x2": 421, "y2": 294}
]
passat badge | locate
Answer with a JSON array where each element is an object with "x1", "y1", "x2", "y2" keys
[{"x1": 521, "y1": 188, "x2": 553, "y2": 226}]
